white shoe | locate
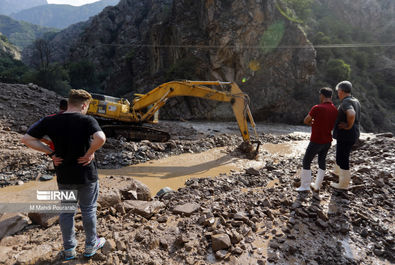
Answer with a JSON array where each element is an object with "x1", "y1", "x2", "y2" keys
[
  {"x1": 330, "y1": 169, "x2": 351, "y2": 190},
  {"x1": 296, "y1": 169, "x2": 311, "y2": 192},
  {"x1": 311, "y1": 168, "x2": 325, "y2": 191},
  {"x1": 332, "y1": 163, "x2": 340, "y2": 176}
]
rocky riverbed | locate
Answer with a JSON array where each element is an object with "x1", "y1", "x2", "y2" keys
[
  {"x1": 0, "y1": 132, "x2": 394, "y2": 265},
  {"x1": 0, "y1": 83, "x2": 394, "y2": 264}
]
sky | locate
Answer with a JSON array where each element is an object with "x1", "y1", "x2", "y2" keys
[{"x1": 47, "y1": 0, "x2": 101, "y2": 6}]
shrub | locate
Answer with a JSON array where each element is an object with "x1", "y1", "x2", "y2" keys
[
  {"x1": 326, "y1": 58, "x2": 351, "y2": 84},
  {"x1": 25, "y1": 64, "x2": 71, "y2": 96},
  {"x1": 68, "y1": 60, "x2": 98, "y2": 90}
]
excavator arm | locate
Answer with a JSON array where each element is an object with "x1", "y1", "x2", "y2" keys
[
  {"x1": 132, "y1": 81, "x2": 258, "y2": 143},
  {"x1": 88, "y1": 80, "x2": 260, "y2": 157}
]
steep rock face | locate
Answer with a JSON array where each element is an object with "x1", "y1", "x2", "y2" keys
[
  {"x1": 0, "y1": 0, "x2": 47, "y2": 16},
  {"x1": 65, "y1": 0, "x2": 316, "y2": 122},
  {"x1": 0, "y1": 33, "x2": 20, "y2": 60},
  {"x1": 22, "y1": 21, "x2": 89, "y2": 65}
]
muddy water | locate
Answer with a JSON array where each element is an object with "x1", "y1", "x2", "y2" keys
[
  {"x1": 99, "y1": 147, "x2": 239, "y2": 195},
  {"x1": 0, "y1": 140, "x2": 308, "y2": 203},
  {"x1": 0, "y1": 177, "x2": 58, "y2": 203},
  {"x1": 99, "y1": 141, "x2": 307, "y2": 195}
]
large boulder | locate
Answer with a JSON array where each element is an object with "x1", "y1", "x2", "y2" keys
[
  {"x1": 28, "y1": 213, "x2": 58, "y2": 228},
  {"x1": 123, "y1": 200, "x2": 164, "y2": 219},
  {"x1": 0, "y1": 213, "x2": 31, "y2": 240},
  {"x1": 172, "y1": 203, "x2": 200, "y2": 216},
  {"x1": 98, "y1": 188, "x2": 122, "y2": 208},
  {"x1": 120, "y1": 178, "x2": 152, "y2": 201},
  {"x1": 211, "y1": 233, "x2": 232, "y2": 251},
  {"x1": 16, "y1": 244, "x2": 52, "y2": 265}
]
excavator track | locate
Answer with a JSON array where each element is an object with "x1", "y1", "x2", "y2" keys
[{"x1": 101, "y1": 124, "x2": 170, "y2": 142}]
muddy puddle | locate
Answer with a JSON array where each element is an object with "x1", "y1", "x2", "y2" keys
[
  {"x1": 0, "y1": 140, "x2": 308, "y2": 203},
  {"x1": 99, "y1": 147, "x2": 239, "y2": 195},
  {"x1": 99, "y1": 140, "x2": 307, "y2": 195},
  {"x1": 0, "y1": 177, "x2": 58, "y2": 203}
]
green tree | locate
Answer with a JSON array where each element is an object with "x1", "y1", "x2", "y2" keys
[
  {"x1": 282, "y1": 0, "x2": 314, "y2": 20},
  {"x1": 31, "y1": 38, "x2": 52, "y2": 70},
  {"x1": 326, "y1": 59, "x2": 351, "y2": 84},
  {"x1": 68, "y1": 60, "x2": 98, "y2": 90},
  {"x1": 0, "y1": 54, "x2": 29, "y2": 83},
  {"x1": 277, "y1": 0, "x2": 314, "y2": 23},
  {"x1": 313, "y1": 32, "x2": 333, "y2": 64},
  {"x1": 24, "y1": 64, "x2": 71, "y2": 96}
]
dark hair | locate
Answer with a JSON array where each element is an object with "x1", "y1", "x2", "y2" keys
[
  {"x1": 59, "y1": 99, "x2": 68, "y2": 111},
  {"x1": 336, "y1": 81, "x2": 352, "y2": 93},
  {"x1": 319, "y1": 87, "x2": 333, "y2": 98}
]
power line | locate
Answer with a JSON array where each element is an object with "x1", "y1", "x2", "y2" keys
[
  {"x1": 75, "y1": 42, "x2": 395, "y2": 49},
  {"x1": 10, "y1": 38, "x2": 395, "y2": 50}
]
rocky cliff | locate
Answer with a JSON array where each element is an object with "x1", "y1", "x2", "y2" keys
[
  {"x1": 31, "y1": 0, "x2": 394, "y2": 132},
  {"x1": 0, "y1": 33, "x2": 20, "y2": 60},
  {"x1": 47, "y1": 0, "x2": 316, "y2": 123}
]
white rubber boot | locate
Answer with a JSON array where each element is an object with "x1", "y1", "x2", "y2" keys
[
  {"x1": 332, "y1": 163, "x2": 340, "y2": 176},
  {"x1": 311, "y1": 168, "x2": 325, "y2": 191},
  {"x1": 330, "y1": 169, "x2": 351, "y2": 190},
  {"x1": 296, "y1": 169, "x2": 312, "y2": 192}
]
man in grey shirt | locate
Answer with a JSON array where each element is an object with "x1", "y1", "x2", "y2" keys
[{"x1": 331, "y1": 81, "x2": 361, "y2": 190}]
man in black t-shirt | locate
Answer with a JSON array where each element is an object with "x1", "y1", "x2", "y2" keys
[
  {"x1": 331, "y1": 81, "x2": 361, "y2": 190},
  {"x1": 22, "y1": 89, "x2": 106, "y2": 260}
]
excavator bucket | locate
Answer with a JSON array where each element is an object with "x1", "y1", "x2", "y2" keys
[
  {"x1": 238, "y1": 140, "x2": 261, "y2": 159},
  {"x1": 230, "y1": 83, "x2": 261, "y2": 159}
]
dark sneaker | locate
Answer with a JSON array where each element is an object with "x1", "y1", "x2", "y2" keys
[
  {"x1": 84, "y1": 237, "x2": 106, "y2": 257},
  {"x1": 63, "y1": 247, "x2": 76, "y2": 260}
]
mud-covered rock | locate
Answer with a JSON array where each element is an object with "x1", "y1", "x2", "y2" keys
[
  {"x1": 0, "y1": 214, "x2": 31, "y2": 240},
  {"x1": 28, "y1": 213, "x2": 58, "y2": 228}
]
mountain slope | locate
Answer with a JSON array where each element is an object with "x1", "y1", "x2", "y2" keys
[
  {"x1": 45, "y1": 0, "x2": 316, "y2": 123},
  {"x1": 0, "y1": 32, "x2": 19, "y2": 59},
  {"x1": 24, "y1": 0, "x2": 395, "y2": 133},
  {"x1": 0, "y1": 0, "x2": 47, "y2": 16},
  {"x1": 0, "y1": 33, "x2": 29, "y2": 83},
  {"x1": 10, "y1": 0, "x2": 119, "y2": 29},
  {"x1": 0, "y1": 15, "x2": 57, "y2": 50}
]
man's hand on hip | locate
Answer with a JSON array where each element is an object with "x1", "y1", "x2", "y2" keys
[
  {"x1": 52, "y1": 155, "x2": 63, "y2": 166},
  {"x1": 78, "y1": 153, "x2": 95, "y2": 166}
]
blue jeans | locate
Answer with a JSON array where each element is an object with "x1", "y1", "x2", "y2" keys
[{"x1": 58, "y1": 181, "x2": 99, "y2": 250}]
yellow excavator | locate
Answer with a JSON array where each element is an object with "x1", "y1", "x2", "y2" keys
[{"x1": 87, "y1": 80, "x2": 260, "y2": 157}]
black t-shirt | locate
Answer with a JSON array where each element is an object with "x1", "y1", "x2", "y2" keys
[
  {"x1": 333, "y1": 96, "x2": 361, "y2": 142},
  {"x1": 27, "y1": 113, "x2": 102, "y2": 184}
]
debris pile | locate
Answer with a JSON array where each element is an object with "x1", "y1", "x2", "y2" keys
[
  {"x1": 0, "y1": 83, "x2": 393, "y2": 264},
  {"x1": 0, "y1": 134, "x2": 393, "y2": 264}
]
